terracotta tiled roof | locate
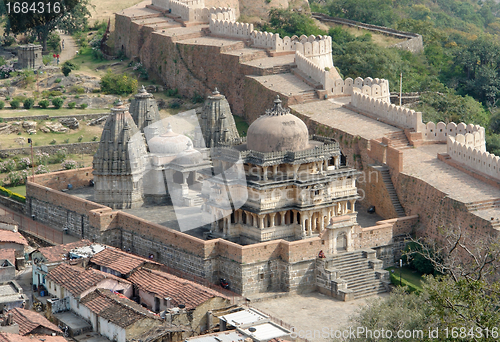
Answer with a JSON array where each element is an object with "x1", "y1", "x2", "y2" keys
[
  {"x1": 80, "y1": 288, "x2": 161, "y2": 328},
  {"x1": 91, "y1": 248, "x2": 159, "y2": 275},
  {"x1": 8, "y1": 307, "x2": 61, "y2": 336},
  {"x1": 129, "y1": 268, "x2": 230, "y2": 310},
  {"x1": 46, "y1": 263, "x2": 130, "y2": 298},
  {"x1": 0, "y1": 249, "x2": 15, "y2": 265},
  {"x1": 0, "y1": 230, "x2": 27, "y2": 246},
  {"x1": 36, "y1": 239, "x2": 92, "y2": 263},
  {"x1": 0, "y1": 333, "x2": 66, "y2": 342}
]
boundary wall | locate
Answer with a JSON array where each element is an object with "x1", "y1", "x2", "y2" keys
[
  {"x1": 351, "y1": 91, "x2": 486, "y2": 144},
  {"x1": 26, "y1": 167, "x2": 417, "y2": 296},
  {"x1": 311, "y1": 12, "x2": 424, "y2": 54},
  {"x1": 447, "y1": 134, "x2": 498, "y2": 180}
]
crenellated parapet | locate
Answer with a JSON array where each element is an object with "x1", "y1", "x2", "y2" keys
[
  {"x1": 351, "y1": 91, "x2": 487, "y2": 145},
  {"x1": 210, "y1": 18, "x2": 253, "y2": 39},
  {"x1": 447, "y1": 134, "x2": 497, "y2": 179},
  {"x1": 295, "y1": 51, "x2": 334, "y2": 91}
]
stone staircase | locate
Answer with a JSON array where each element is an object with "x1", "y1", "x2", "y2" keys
[
  {"x1": 271, "y1": 65, "x2": 292, "y2": 74},
  {"x1": 372, "y1": 165, "x2": 405, "y2": 217},
  {"x1": 301, "y1": 91, "x2": 319, "y2": 103},
  {"x1": 465, "y1": 198, "x2": 500, "y2": 212},
  {"x1": 384, "y1": 131, "x2": 411, "y2": 149},
  {"x1": 325, "y1": 250, "x2": 389, "y2": 300}
]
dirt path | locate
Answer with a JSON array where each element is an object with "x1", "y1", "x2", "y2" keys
[{"x1": 58, "y1": 31, "x2": 78, "y2": 64}]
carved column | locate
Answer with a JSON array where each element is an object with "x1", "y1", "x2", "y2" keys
[
  {"x1": 270, "y1": 213, "x2": 276, "y2": 227},
  {"x1": 263, "y1": 166, "x2": 268, "y2": 181}
]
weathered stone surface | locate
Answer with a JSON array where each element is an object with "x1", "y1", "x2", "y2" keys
[
  {"x1": 59, "y1": 117, "x2": 79, "y2": 129},
  {"x1": 0, "y1": 123, "x2": 19, "y2": 135},
  {"x1": 22, "y1": 121, "x2": 37, "y2": 130},
  {"x1": 27, "y1": 129, "x2": 37, "y2": 134},
  {"x1": 45, "y1": 122, "x2": 69, "y2": 133},
  {"x1": 14, "y1": 137, "x2": 26, "y2": 145},
  {"x1": 39, "y1": 126, "x2": 50, "y2": 133},
  {"x1": 87, "y1": 116, "x2": 108, "y2": 126}
]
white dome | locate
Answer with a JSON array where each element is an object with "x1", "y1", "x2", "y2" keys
[
  {"x1": 148, "y1": 123, "x2": 193, "y2": 155},
  {"x1": 173, "y1": 141, "x2": 203, "y2": 165}
]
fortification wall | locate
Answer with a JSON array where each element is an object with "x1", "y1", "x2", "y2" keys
[
  {"x1": 312, "y1": 12, "x2": 424, "y2": 54},
  {"x1": 350, "y1": 92, "x2": 486, "y2": 145},
  {"x1": 447, "y1": 134, "x2": 498, "y2": 179},
  {"x1": 209, "y1": 18, "x2": 253, "y2": 39},
  {"x1": 295, "y1": 51, "x2": 333, "y2": 91}
]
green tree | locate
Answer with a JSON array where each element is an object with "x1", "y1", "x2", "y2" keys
[
  {"x1": 100, "y1": 71, "x2": 138, "y2": 95},
  {"x1": 260, "y1": 9, "x2": 325, "y2": 37},
  {"x1": 61, "y1": 61, "x2": 79, "y2": 77},
  {"x1": 415, "y1": 91, "x2": 489, "y2": 126},
  {"x1": 4, "y1": 0, "x2": 92, "y2": 51},
  {"x1": 325, "y1": 0, "x2": 396, "y2": 27}
]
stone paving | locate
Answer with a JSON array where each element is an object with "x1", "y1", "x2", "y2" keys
[
  {"x1": 241, "y1": 54, "x2": 296, "y2": 68},
  {"x1": 251, "y1": 292, "x2": 389, "y2": 342},
  {"x1": 249, "y1": 73, "x2": 315, "y2": 96},
  {"x1": 291, "y1": 99, "x2": 402, "y2": 140}
]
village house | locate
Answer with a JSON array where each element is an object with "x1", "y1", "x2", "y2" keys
[
  {"x1": 90, "y1": 247, "x2": 160, "y2": 278},
  {"x1": 45, "y1": 263, "x2": 133, "y2": 311},
  {"x1": 0, "y1": 281, "x2": 28, "y2": 311},
  {"x1": 0, "y1": 250, "x2": 15, "y2": 283},
  {"x1": 78, "y1": 288, "x2": 186, "y2": 342},
  {"x1": 31, "y1": 239, "x2": 99, "y2": 290},
  {"x1": 0, "y1": 230, "x2": 27, "y2": 260},
  {"x1": 6, "y1": 307, "x2": 62, "y2": 336},
  {"x1": 128, "y1": 267, "x2": 231, "y2": 334},
  {"x1": 0, "y1": 332, "x2": 66, "y2": 342}
]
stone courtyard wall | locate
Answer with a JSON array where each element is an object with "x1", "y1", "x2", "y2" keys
[
  {"x1": 0, "y1": 142, "x2": 99, "y2": 158},
  {"x1": 447, "y1": 134, "x2": 498, "y2": 179}
]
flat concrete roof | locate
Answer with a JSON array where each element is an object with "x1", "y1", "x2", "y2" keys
[
  {"x1": 219, "y1": 307, "x2": 268, "y2": 326},
  {"x1": 185, "y1": 330, "x2": 246, "y2": 341}
]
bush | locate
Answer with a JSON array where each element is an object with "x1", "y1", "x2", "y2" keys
[
  {"x1": 18, "y1": 157, "x2": 31, "y2": 169},
  {"x1": 49, "y1": 139, "x2": 57, "y2": 145},
  {"x1": 191, "y1": 92, "x2": 204, "y2": 104},
  {"x1": 0, "y1": 101, "x2": 4, "y2": 109},
  {"x1": 92, "y1": 135, "x2": 98, "y2": 141},
  {"x1": 52, "y1": 148, "x2": 67, "y2": 163},
  {"x1": 52, "y1": 97, "x2": 64, "y2": 109},
  {"x1": 2, "y1": 36, "x2": 15, "y2": 46},
  {"x1": 80, "y1": 103, "x2": 88, "y2": 109},
  {"x1": 78, "y1": 135, "x2": 83, "y2": 142},
  {"x1": 7, "y1": 170, "x2": 28, "y2": 186},
  {"x1": 38, "y1": 99, "x2": 50, "y2": 109},
  {"x1": 100, "y1": 70, "x2": 138, "y2": 95},
  {"x1": 68, "y1": 102, "x2": 76, "y2": 109},
  {"x1": 0, "y1": 185, "x2": 25, "y2": 203},
  {"x1": 61, "y1": 61, "x2": 79, "y2": 77},
  {"x1": 61, "y1": 159, "x2": 77, "y2": 169},
  {"x1": 0, "y1": 159, "x2": 16, "y2": 172},
  {"x1": 35, "y1": 165, "x2": 50, "y2": 174},
  {"x1": 54, "y1": 78, "x2": 62, "y2": 83},
  {"x1": 23, "y1": 98, "x2": 35, "y2": 109},
  {"x1": 35, "y1": 151, "x2": 49, "y2": 165},
  {"x1": 9, "y1": 100, "x2": 20, "y2": 109},
  {"x1": 169, "y1": 102, "x2": 181, "y2": 109}
]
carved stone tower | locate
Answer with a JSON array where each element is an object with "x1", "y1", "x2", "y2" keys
[
  {"x1": 129, "y1": 86, "x2": 161, "y2": 132},
  {"x1": 93, "y1": 101, "x2": 147, "y2": 209},
  {"x1": 200, "y1": 88, "x2": 240, "y2": 148}
]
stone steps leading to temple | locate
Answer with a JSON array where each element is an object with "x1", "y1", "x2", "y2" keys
[
  {"x1": 328, "y1": 251, "x2": 388, "y2": 299},
  {"x1": 372, "y1": 165, "x2": 405, "y2": 217}
]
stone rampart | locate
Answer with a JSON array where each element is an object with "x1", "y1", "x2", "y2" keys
[
  {"x1": 295, "y1": 51, "x2": 333, "y2": 91},
  {"x1": 209, "y1": 19, "x2": 253, "y2": 39},
  {"x1": 334, "y1": 77, "x2": 389, "y2": 101},
  {"x1": 447, "y1": 134, "x2": 498, "y2": 179},
  {"x1": 351, "y1": 92, "x2": 486, "y2": 145},
  {"x1": 312, "y1": 12, "x2": 424, "y2": 54}
]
